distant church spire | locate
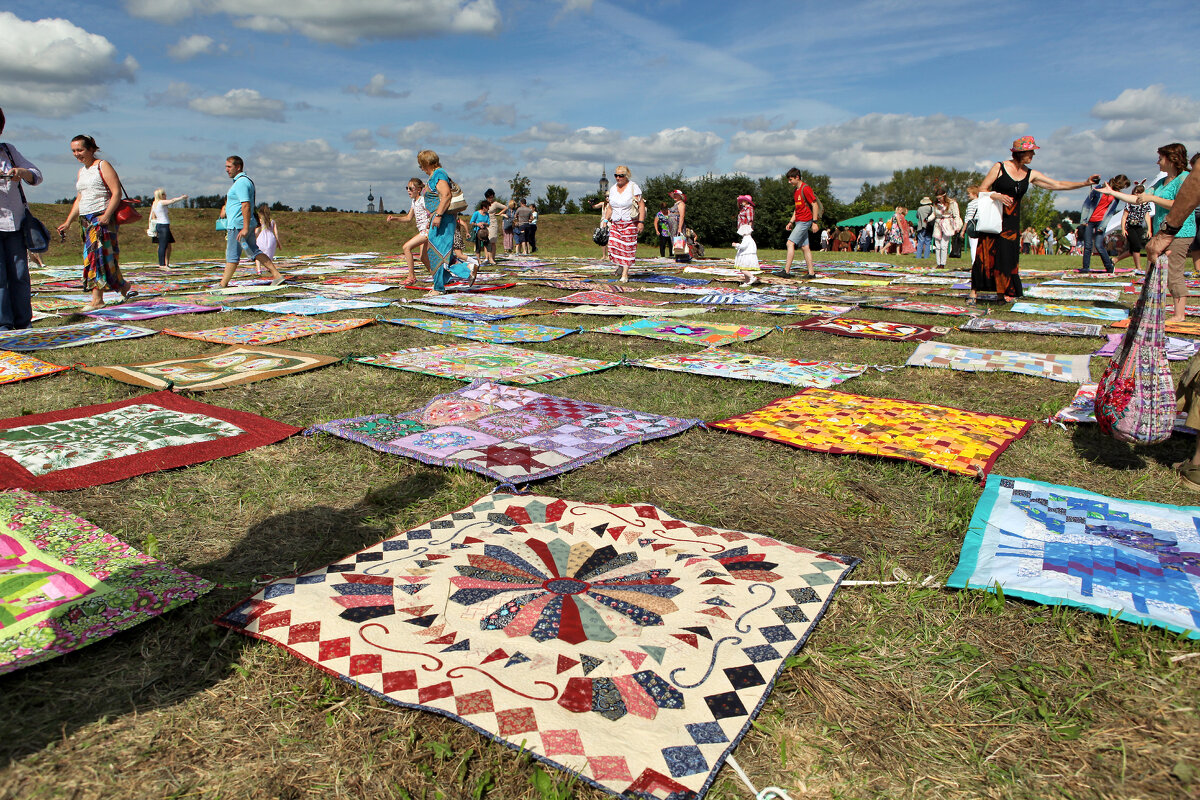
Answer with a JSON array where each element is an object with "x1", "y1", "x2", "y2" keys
[{"x1": 367, "y1": 185, "x2": 375, "y2": 214}]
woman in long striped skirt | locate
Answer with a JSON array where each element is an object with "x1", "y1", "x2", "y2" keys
[{"x1": 603, "y1": 165, "x2": 645, "y2": 282}]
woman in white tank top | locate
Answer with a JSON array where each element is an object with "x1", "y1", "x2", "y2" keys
[{"x1": 56, "y1": 135, "x2": 137, "y2": 312}]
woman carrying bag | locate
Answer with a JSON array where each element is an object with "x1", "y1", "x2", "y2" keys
[{"x1": 0, "y1": 107, "x2": 44, "y2": 331}]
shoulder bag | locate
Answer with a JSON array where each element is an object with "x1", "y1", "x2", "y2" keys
[
  {"x1": 973, "y1": 192, "x2": 1003, "y2": 235},
  {"x1": 2, "y1": 144, "x2": 51, "y2": 252}
]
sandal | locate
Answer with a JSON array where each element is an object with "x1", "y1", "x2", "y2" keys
[
  {"x1": 1179, "y1": 463, "x2": 1200, "y2": 492},
  {"x1": 78, "y1": 302, "x2": 105, "y2": 313}
]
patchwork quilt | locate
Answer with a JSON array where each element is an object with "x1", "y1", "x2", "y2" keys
[
  {"x1": 355, "y1": 343, "x2": 616, "y2": 385},
  {"x1": 959, "y1": 317, "x2": 1104, "y2": 337},
  {"x1": 907, "y1": 341, "x2": 1092, "y2": 383},
  {"x1": 631, "y1": 351, "x2": 868, "y2": 388},
  {"x1": 1110, "y1": 317, "x2": 1200, "y2": 336},
  {"x1": 1024, "y1": 286, "x2": 1123, "y2": 303},
  {"x1": 712, "y1": 388, "x2": 1031, "y2": 478},
  {"x1": 308, "y1": 380, "x2": 701, "y2": 484},
  {"x1": 589, "y1": 319, "x2": 773, "y2": 348},
  {"x1": 949, "y1": 476, "x2": 1200, "y2": 638},
  {"x1": 862, "y1": 300, "x2": 977, "y2": 316},
  {"x1": 0, "y1": 322, "x2": 156, "y2": 352},
  {"x1": 785, "y1": 316, "x2": 949, "y2": 342},
  {"x1": 745, "y1": 303, "x2": 854, "y2": 316},
  {"x1": 0, "y1": 351, "x2": 70, "y2": 385},
  {"x1": 82, "y1": 347, "x2": 339, "y2": 391},
  {"x1": 0, "y1": 391, "x2": 302, "y2": 491},
  {"x1": 0, "y1": 490, "x2": 213, "y2": 674},
  {"x1": 383, "y1": 319, "x2": 579, "y2": 344},
  {"x1": 162, "y1": 316, "x2": 374, "y2": 345},
  {"x1": 1093, "y1": 333, "x2": 1200, "y2": 361},
  {"x1": 542, "y1": 292, "x2": 665, "y2": 308},
  {"x1": 1010, "y1": 303, "x2": 1128, "y2": 322},
  {"x1": 218, "y1": 491, "x2": 858, "y2": 799},
  {"x1": 81, "y1": 300, "x2": 222, "y2": 321},
  {"x1": 240, "y1": 298, "x2": 393, "y2": 315}
]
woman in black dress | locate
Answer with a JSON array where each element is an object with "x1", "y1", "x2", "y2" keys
[{"x1": 970, "y1": 136, "x2": 1098, "y2": 303}]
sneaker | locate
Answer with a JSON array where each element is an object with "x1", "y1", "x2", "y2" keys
[
  {"x1": 1178, "y1": 462, "x2": 1200, "y2": 492},
  {"x1": 270, "y1": 275, "x2": 286, "y2": 286}
]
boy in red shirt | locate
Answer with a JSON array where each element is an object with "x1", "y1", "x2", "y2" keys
[{"x1": 783, "y1": 167, "x2": 822, "y2": 277}]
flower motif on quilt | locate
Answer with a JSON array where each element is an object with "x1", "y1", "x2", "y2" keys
[
  {"x1": 411, "y1": 430, "x2": 478, "y2": 452},
  {"x1": 418, "y1": 397, "x2": 496, "y2": 426},
  {"x1": 346, "y1": 417, "x2": 427, "y2": 440},
  {"x1": 474, "y1": 412, "x2": 555, "y2": 438},
  {"x1": 449, "y1": 538, "x2": 682, "y2": 644}
]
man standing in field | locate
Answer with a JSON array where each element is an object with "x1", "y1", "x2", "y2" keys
[
  {"x1": 783, "y1": 167, "x2": 822, "y2": 277},
  {"x1": 217, "y1": 155, "x2": 284, "y2": 288}
]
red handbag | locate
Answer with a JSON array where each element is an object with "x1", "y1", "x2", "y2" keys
[{"x1": 114, "y1": 194, "x2": 141, "y2": 225}]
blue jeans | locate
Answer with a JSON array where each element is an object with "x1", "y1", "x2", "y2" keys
[
  {"x1": 0, "y1": 229, "x2": 32, "y2": 330},
  {"x1": 916, "y1": 228, "x2": 931, "y2": 258},
  {"x1": 225, "y1": 227, "x2": 262, "y2": 264},
  {"x1": 1081, "y1": 220, "x2": 1114, "y2": 272}
]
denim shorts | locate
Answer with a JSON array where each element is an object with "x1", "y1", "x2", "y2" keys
[
  {"x1": 225, "y1": 227, "x2": 262, "y2": 263},
  {"x1": 788, "y1": 221, "x2": 813, "y2": 248}
]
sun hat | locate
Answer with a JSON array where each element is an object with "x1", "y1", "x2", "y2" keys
[
  {"x1": 1011, "y1": 135, "x2": 1041, "y2": 152},
  {"x1": 736, "y1": 194, "x2": 755, "y2": 206},
  {"x1": 919, "y1": 196, "x2": 932, "y2": 204},
  {"x1": 670, "y1": 189, "x2": 687, "y2": 202}
]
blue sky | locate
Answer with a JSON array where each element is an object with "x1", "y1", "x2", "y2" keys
[{"x1": 3, "y1": 0, "x2": 1198, "y2": 213}]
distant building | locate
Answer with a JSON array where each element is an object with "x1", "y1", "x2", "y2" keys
[{"x1": 367, "y1": 185, "x2": 375, "y2": 214}]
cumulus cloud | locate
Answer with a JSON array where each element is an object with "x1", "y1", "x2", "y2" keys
[
  {"x1": 188, "y1": 89, "x2": 288, "y2": 121},
  {"x1": 0, "y1": 13, "x2": 137, "y2": 117},
  {"x1": 502, "y1": 122, "x2": 572, "y2": 143},
  {"x1": 167, "y1": 34, "x2": 224, "y2": 61},
  {"x1": 343, "y1": 73, "x2": 410, "y2": 99},
  {"x1": 345, "y1": 128, "x2": 377, "y2": 150},
  {"x1": 461, "y1": 93, "x2": 517, "y2": 127},
  {"x1": 452, "y1": 136, "x2": 510, "y2": 165},
  {"x1": 124, "y1": 0, "x2": 504, "y2": 45}
]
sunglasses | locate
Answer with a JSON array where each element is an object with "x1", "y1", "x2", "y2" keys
[{"x1": 614, "y1": 173, "x2": 629, "y2": 178}]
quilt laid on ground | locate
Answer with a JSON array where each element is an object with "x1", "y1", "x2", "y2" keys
[
  {"x1": 0, "y1": 391, "x2": 302, "y2": 491},
  {"x1": 538, "y1": 281, "x2": 637, "y2": 292},
  {"x1": 81, "y1": 346, "x2": 339, "y2": 391},
  {"x1": 356, "y1": 343, "x2": 616, "y2": 385},
  {"x1": 712, "y1": 388, "x2": 1031, "y2": 478},
  {"x1": 217, "y1": 491, "x2": 858, "y2": 799},
  {"x1": 0, "y1": 351, "x2": 70, "y2": 385},
  {"x1": 556, "y1": 306, "x2": 712, "y2": 319},
  {"x1": 161, "y1": 316, "x2": 374, "y2": 345},
  {"x1": 959, "y1": 317, "x2": 1104, "y2": 337},
  {"x1": 383, "y1": 319, "x2": 578, "y2": 344},
  {"x1": 81, "y1": 300, "x2": 222, "y2": 321},
  {"x1": 240, "y1": 298, "x2": 392, "y2": 315},
  {"x1": 907, "y1": 341, "x2": 1091, "y2": 383},
  {"x1": 1024, "y1": 286, "x2": 1123, "y2": 303},
  {"x1": 1049, "y1": 383, "x2": 1194, "y2": 432},
  {"x1": 542, "y1": 291, "x2": 664, "y2": 308},
  {"x1": 746, "y1": 302, "x2": 854, "y2": 316},
  {"x1": 0, "y1": 490, "x2": 213, "y2": 674},
  {"x1": 410, "y1": 294, "x2": 534, "y2": 309},
  {"x1": 405, "y1": 304, "x2": 551, "y2": 323},
  {"x1": 1110, "y1": 317, "x2": 1200, "y2": 336},
  {"x1": 785, "y1": 316, "x2": 949, "y2": 342},
  {"x1": 676, "y1": 292, "x2": 785, "y2": 306},
  {"x1": 1094, "y1": 333, "x2": 1200, "y2": 361},
  {"x1": 0, "y1": 322, "x2": 157, "y2": 352},
  {"x1": 308, "y1": 380, "x2": 700, "y2": 484},
  {"x1": 632, "y1": 351, "x2": 868, "y2": 388},
  {"x1": 589, "y1": 319, "x2": 773, "y2": 348},
  {"x1": 948, "y1": 476, "x2": 1200, "y2": 638},
  {"x1": 862, "y1": 300, "x2": 977, "y2": 316},
  {"x1": 1010, "y1": 303, "x2": 1128, "y2": 322}
]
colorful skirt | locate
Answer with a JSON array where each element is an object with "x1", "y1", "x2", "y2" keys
[
  {"x1": 81, "y1": 213, "x2": 128, "y2": 293},
  {"x1": 607, "y1": 220, "x2": 638, "y2": 269}
]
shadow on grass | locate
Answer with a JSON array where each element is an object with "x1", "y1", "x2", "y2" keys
[
  {"x1": 0, "y1": 471, "x2": 447, "y2": 766},
  {"x1": 1070, "y1": 423, "x2": 1193, "y2": 471}
]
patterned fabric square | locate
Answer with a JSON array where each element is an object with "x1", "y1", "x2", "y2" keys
[
  {"x1": 712, "y1": 388, "x2": 1031, "y2": 478},
  {"x1": 307, "y1": 380, "x2": 700, "y2": 484},
  {"x1": 240, "y1": 298, "x2": 392, "y2": 315},
  {"x1": 949, "y1": 476, "x2": 1200, "y2": 639},
  {"x1": 959, "y1": 317, "x2": 1105, "y2": 337},
  {"x1": 81, "y1": 346, "x2": 339, "y2": 391},
  {"x1": 542, "y1": 291, "x2": 665, "y2": 307},
  {"x1": 632, "y1": 351, "x2": 868, "y2": 388},
  {"x1": 1094, "y1": 333, "x2": 1200, "y2": 361},
  {"x1": 0, "y1": 351, "x2": 70, "y2": 385},
  {"x1": 382, "y1": 318, "x2": 578, "y2": 343},
  {"x1": 862, "y1": 300, "x2": 978, "y2": 316},
  {"x1": 0, "y1": 490, "x2": 213, "y2": 674},
  {"x1": 746, "y1": 302, "x2": 855, "y2": 316},
  {"x1": 907, "y1": 341, "x2": 1091, "y2": 383},
  {"x1": 1049, "y1": 383, "x2": 1194, "y2": 432},
  {"x1": 218, "y1": 492, "x2": 857, "y2": 799},
  {"x1": 589, "y1": 318, "x2": 773, "y2": 348},
  {"x1": 785, "y1": 315, "x2": 949, "y2": 342},
  {"x1": 404, "y1": 304, "x2": 550, "y2": 323},
  {"x1": 80, "y1": 300, "x2": 222, "y2": 321},
  {"x1": 0, "y1": 391, "x2": 301, "y2": 491},
  {"x1": 411, "y1": 294, "x2": 533, "y2": 308},
  {"x1": 0, "y1": 322, "x2": 156, "y2": 351},
  {"x1": 1110, "y1": 317, "x2": 1200, "y2": 336},
  {"x1": 1025, "y1": 286, "x2": 1122, "y2": 302},
  {"x1": 1010, "y1": 303, "x2": 1128, "y2": 322},
  {"x1": 354, "y1": 343, "x2": 616, "y2": 385},
  {"x1": 162, "y1": 316, "x2": 374, "y2": 345},
  {"x1": 555, "y1": 305, "x2": 712, "y2": 318}
]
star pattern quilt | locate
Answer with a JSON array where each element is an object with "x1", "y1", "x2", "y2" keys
[
  {"x1": 906, "y1": 341, "x2": 1092, "y2": 383},
  {"x1": 355, "y1": 343, "x2": 617, "y2": 385},
  {"x1": 632, "y1": 351, "x2": 868, "y2": 387},
  {"x1": 589, "y1": 319, "x2": 773, "y2": 348}
]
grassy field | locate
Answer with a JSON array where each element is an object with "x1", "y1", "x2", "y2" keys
[{"x1": 2, "y1": 208, "x2": 1198, "y2": 800}]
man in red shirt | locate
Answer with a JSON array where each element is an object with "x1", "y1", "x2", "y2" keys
[{"x1": 783, "y1": 167, "x2": 822, "y2": 277}]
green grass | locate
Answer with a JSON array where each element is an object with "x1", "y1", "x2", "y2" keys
[{"x1": 1, "y1": 209, "x2": 1198, "y2": 800}]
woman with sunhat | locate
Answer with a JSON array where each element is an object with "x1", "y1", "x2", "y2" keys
[
  {"x1": 668, "y1": 188, "x2": 687, "y2": 261},
  {"x1": 969, "y1": 135, "x2": 1098, "y2": 304}
]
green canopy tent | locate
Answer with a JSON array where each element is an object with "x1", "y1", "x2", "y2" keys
[{"x1": 836, "y1": 210, "x2": 919, "y2": 227}]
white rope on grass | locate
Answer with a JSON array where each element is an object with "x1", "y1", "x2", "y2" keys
[
  {"x1": 842, "y1": 566, "x2": 937, "y2": 587},
  {"x1": 725, "y1": 755, "x2": 795, "y2": 800}
]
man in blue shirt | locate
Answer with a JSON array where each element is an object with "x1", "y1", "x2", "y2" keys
[{"x1": 217, "y1": 155, "x2": 284, "y2": 288}]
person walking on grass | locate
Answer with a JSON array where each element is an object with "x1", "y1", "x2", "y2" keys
[
  {"x1": 387, "y1": 177, "x2": 429, "y2": 283},
  {"x1": 783, "y1": 167, "x2": 821, "y2": 277},
  {"x1": 0, "y1": 107, "x2": 42, "y2": 330},
  {"x1": 216, "y1": 155, "x2": 284, "y2": 289}
]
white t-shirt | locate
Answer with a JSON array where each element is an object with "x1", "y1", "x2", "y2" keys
[
  {"x1": 151, "y1": 199, "x2": 171, "y2": 224},
  {"x1": 76, "y1": 162, "x2": 109, "y2": 215},
  {"x1": 607, "y1": 181, "x2": 642, "y2": 222},
  {"x1": 413, "y1": 202, "x2": 430, "y2": 233}
]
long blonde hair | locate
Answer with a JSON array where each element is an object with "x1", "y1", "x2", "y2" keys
[{"x1": 256, "y1": 203, "x2": 273, "y2": 229}]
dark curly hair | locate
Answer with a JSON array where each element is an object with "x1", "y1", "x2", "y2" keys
[{"x1": 1158, "y1": 143, "x2": 1188, "y2": 174}]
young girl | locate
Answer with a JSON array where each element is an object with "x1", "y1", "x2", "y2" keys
[
  {"x1": 470, "y1": 200, "x2": 491, "y2": 263},
  {"x1": 255, "y1": 203, "x2": 281, "y2": 259},
  {"x1": 386, "y1": 177, "x2": 430, "y2": 283}
]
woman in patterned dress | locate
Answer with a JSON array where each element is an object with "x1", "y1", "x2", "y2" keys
[
  {"x1": 603, "y1": 166, "x2": 645, "y2": 282},
  {"x1": 55, "y1": 135, "x2": 138, "y2": 312},
  {"x1": 969, "y1": 136, "x2": 1098, "y2": 304}
]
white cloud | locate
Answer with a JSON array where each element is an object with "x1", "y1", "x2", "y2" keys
[
  {"x1": 124, "y1": 0, "x2": 504, "y2": 45},
  {"x1": 0, "y1": 13, "x2": 137, "y2": 117},
  {"x1": 188, "y1": 89, "x2": 287, "y2": 122},
  {"x1": 167, "y1": 34, "x2": 222, "y2": 61},
  {"x1": 452, "y1": 136, "x2": 510, "y2": 165},
  {"x1": 389, "y1": 121, "x2": 441, "y2": 146},
  {"x1": 345, "y1": 128, "x2": 377, "y2": 150},
  {"x1": 461, "y1": 93, "x2": 517, "y2": 127},
  {"x1": 503, "y1": 122, "x2": 572, "y2": 143},
  {"x1": 343, "y1": 73, "x2": 410, "y2": 98}
]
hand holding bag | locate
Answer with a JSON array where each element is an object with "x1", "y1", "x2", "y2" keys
[
  {"x1": 671, "y1": 234, "x2": 686, "y2": 254},
  {"x1": 592, "y1": 226, "x2": 609, "y2": 246},
  {"x1": 973, "y1": 191, "x2": 1003, "y2": 235},
  {"x1": 1, "y1": 144, "x2": 51, "y2": 253}
]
